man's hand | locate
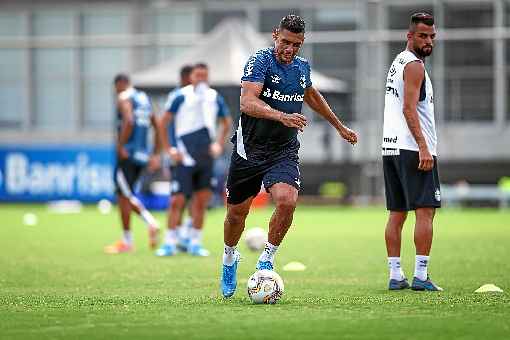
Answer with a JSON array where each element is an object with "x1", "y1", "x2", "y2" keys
[
  {"x1": 117, "y1": 145, "x2": 129, "y2": 160},
  {"x1": 279, "y1": 112, "x2": 308, "y2": 132},
  {"x1": 418, "y1": 147, "x2": 434, "y2": 171},
  {"x1": 168, "y1": 147, "x2": 183, "y2": 164},
  {"x1": 148, "y1": 154, "x2": 161, "y2": 172},
  {"x1": 337, "y1": 125, "x2": 358, "y2": 145},
  {"x1": 209, "y1": 142, "x2": 223, "y2": 158}
]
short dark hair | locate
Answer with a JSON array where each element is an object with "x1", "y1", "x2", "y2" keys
[
  {"x1": 194, "y1": 62, "x2": 208, "y2": 70},
  {"x1": 113, "y1": 73, "x2": 130, "y2": 84},
  {"x1": 180, "y1": 65, "x2": 193, "y2": 78},
  {"x1": 279, "y1": 14, "x2": 306, "y2": 34},
  {"x1": 410, "y1": 12, "x2": 434, "y2": 29}
]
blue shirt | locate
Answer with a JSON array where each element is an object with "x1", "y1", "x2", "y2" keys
[
  {"x1": 116, "y1": 88, "x2": 153, "y2": 165},
  {"x1": 234, "y1": 47, "x2": 312, "y2": 161},
  {"x1": 166, "y1": 84, "x2": 229, "y2": 166}
]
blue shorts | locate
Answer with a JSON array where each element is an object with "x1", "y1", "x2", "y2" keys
[
  {"x1": 171, "y1": 161, "x2": 214, "y2": 198},
  {"x1": 226, "y1": 151, "x2": 301, "y2": 205}
]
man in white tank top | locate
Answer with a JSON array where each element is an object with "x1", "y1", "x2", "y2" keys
[{"x1": 382, "y1": 13, "x2": 442, "y2": 291}]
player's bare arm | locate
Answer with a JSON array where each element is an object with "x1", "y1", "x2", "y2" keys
[
  {"x1": 304, "y1": 86, "x2": 358, "y2": 145},
  {"x1": 148, "y1": 114, "x2": 162, "y2": 171},
  {"x1": 158, "y1": 111, "x2": 183, "y2": 163},
  {"x1": 211, "y1": 115, "x2": 232, "y2": 158},
  {"x1": 240, "y1": 81, "x2": 307, "y2": 131},
  {"x1": 117, "y1": 98, "x2": 134, "y2": 160},
  {"x1": 403, "y1": 61, "x2": 433, "y2": 171}
]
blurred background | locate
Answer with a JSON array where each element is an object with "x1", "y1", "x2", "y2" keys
[{"x1": 1, "y1": 0, "x2": 509, "y2": 207}]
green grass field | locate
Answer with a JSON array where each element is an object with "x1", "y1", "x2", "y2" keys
[{"x1": 1, "y1": 204, "x2": 509, "y2": 340}]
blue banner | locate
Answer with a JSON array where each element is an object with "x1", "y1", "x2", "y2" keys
[{"x1": 0, "y1": 145, "x2": 115, "y2": 202}]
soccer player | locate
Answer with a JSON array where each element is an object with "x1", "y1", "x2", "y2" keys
[
  {"x1": 164, "y1": 65, "x2": 194, "y2": 248},
  {"x1": 220, "y1": 14, "x2": 358, "y2": 298},
  {"x1": 382, "y1": 13, "x2": 442, "y2": 291},
  {"x1": 156, "y1": 63, "x2": 232, "y2": 257},
  {"x1": 105, "y1": 74, "x2": 161, "y2": 254}
]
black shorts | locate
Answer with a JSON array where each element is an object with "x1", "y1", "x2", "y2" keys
[
  {"x1": 171, "y1": 161, "x2": 214, "y2": 198},
  {"x1": 115, "y1": 159, "x2": 144, "y2": 197},
  {"x1": 226, "y1": 151, "x2": 300, "y2": 205},
  {"x1": 383, "y1": 148, "x2": 441, "y2": 211}
]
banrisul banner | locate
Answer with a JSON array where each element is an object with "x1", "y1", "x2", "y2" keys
[{"x1": 0, "y1": 145, "x2": 115, "y2": 202}]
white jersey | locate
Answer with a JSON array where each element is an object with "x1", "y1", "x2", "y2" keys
[{"x1": 382, "y1": 50, "x2": 437, "y2": 156}]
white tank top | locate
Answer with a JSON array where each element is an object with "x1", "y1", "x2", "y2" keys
[{"x1": 382, "y1": 50, "x2": 437, "y2": 156}]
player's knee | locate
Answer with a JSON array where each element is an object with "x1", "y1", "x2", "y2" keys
[
  {"x1": 226, "y1": 209, "x2": 248, "y2": 226},
  {"x1": 171, "y1": 195, "x2": 186, "y2": 211},
  {"x1": 416, "y1": 208, "x2": 435, "y2": 222},
  {"x1": 274, "y1": 194, "x2": 297, "y2": 212}
]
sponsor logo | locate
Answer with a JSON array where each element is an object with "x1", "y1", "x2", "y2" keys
[
  {"x1": 381, "y1": 148, "x2": 400, "y2": 156},
  {"x1": 271, "y1": 74, "x2": 281, "y2": 84},
  {"x1": 295, "y1": 178, "x2": 301, "y2": 188},
  {"x1": 435, "y1": 189, "x2": 441, "y2": 202},
  {"x1": 389, "y1": 65, "x2": 397, "y2": 77},
  {"x1": 386, "y1": 86, "x2": 399, "y2": 98},
  {"x1": 300, "y1": 74, "x2": 307, "y2": 89},
  {"x1": 398, "y1": 58, "x2": 405, "y2": 65},
  {"x1": 383, "y1": 136, "x2": 398, "y2": 144},
  {"x1": 261, "y1": 88, "x2": 304, "y2": 102}
]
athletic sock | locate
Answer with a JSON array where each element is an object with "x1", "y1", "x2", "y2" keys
[
  {"x1": 189, "y1": 227, "x2": 202, "y2": 247},
  {"x1": 123, "y1": 230, "x2": 132, "y2": 246},
  {"x1": 140, "y1": 208, "x2": 158, "y2": 228},
  {"x1": 164, "y1": 229, "x2": 178, "y2": 246},
  {"x1": 258, "y1": 242, "x2": 278, "y2": 264},
  {"x1": 388, "y1": 257, "x2": 405, "y2": 281},
  {"x1": 223, "y1": 244, "x2": 237, "y2": 266},
  {"x1": 414, "y1": 255, "x2": 430, "y2": 281}
]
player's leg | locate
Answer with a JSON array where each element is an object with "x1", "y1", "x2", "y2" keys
[
  {"x1": 157, "y1": 165, "x2": 191, "y2": 256},
  {"x1": 187, "y1": 188, "x2": 212, "y2": 256},
  {"x1": 257, "y1": 158, "x2": 300, "y2": 270},
  {"x1": 382, "y1": 151, "x2": 410, "y2": 289}
]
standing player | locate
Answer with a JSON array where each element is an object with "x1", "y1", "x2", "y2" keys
[
  {"x1": 220, "y1": 14, "x2": 358, "y2": 298},
  {"x1": 382, "y1": 13, "x2": 442, "y2": 291},
  {"x1": 156, "y1": 63, "x2": 232, "y2": 257},
  {"x1": 105, "y1": 74, "x2": 161, "y2": 254}
]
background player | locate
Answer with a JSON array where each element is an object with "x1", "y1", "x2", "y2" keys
[
  {"x1": 220, "y1": 14, "x2": 358, "y2": 298},
  {"x1": 382, "y1": 13, "x2": 442, "y2": 291},
  {"x1": 157, "y1": 63, "x2": 232, "y2": 257},
  {"x1": 105, "y1": 74, "x2": 161, "y2": 254}
]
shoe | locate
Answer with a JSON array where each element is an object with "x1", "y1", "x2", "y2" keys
[
  {"x1": 389, "y1": 278, "x2": 410, "y2": 290},
  {"x1": 188, "y1": 244, "x2": 210, "y2": 257},
  {"x1": 411, "y1": 276, "x2": 443, "y2": 291},
  {"x1": 256, "y1": 260, "x2": 273, "y2": 271},
  {"x1": 148, "y1": 224, "x2": 160, "y2": 250},
  {"x1": 177, "y1": 237, "x2": 190, "y2": 252},
  {"x1": 104, "y1": 240, "x2": 133, "y2": 254},
  {"x1": 221, "y1": 251, "x2": 240, "y2": 298},
  {"x1": 155, "y1": 244, "x2": 178, "y2": 257}
]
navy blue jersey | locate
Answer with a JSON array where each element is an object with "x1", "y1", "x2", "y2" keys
[
  {"x1": 233, "y1": 47, "x2": 312, "y2": 161},
  {"x1": 116, "y1": 87, "x2": 153, "y2": 165}
]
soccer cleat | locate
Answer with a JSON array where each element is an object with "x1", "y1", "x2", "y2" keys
[
  {"x1": 256, "y1": 260, "x2": 273, "y2": 271},
  {"x1": 411, "y1": 276, "x2": 443, "y2": 291},
  {"x1": 104, "y1": 240, "x2": 133, "y2": 254},
  {"x1": 188, "y1": 244, "x2": 210, "y2": 257},
  {"x1": 221, "y1": 251, "x2": 240, "y2": 298},
  {"x1": 148, "y1": 224, "x2": 160, "y2": 250},
  {"x1": 155, "y1": 244, "x2": 178, "y2": 257},
  {"x1": 177, "y1": 237, "x2": 190, "y2": 252},
  {"x1": 389, "y1": 278, "x2": 410, "y2": 290}
]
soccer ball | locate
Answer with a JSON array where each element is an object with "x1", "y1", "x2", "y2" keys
[
  {"x1": 247, "y1": 269, "x2": 284, "y2": 304},
  {"x1": 244, "y1": 227, "x2": 267, "y2": 251}
]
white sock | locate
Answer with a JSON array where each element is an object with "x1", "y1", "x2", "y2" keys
[
  {"x1": 123, "y1": 230, "x2": 132, "y2": 246},
  {"x1": 414, "y1": 255, "x2": 430, "y2": 281},
  {"x1": 189, "y1": 227, "x2": 202, "y2": 247},
  {"x1": 164, "y1": 229, "x2": 178, "y2": 246},
  {"x1": 258, "y1": 242, "x2": 278, "y2": 264},
  {"x1": 140, "y1": 209, "x2": 158, "y2": 228},
  {"x1": 223, "y1": 244, "x2": 237, "y2": 266},
  {"x1": 388, "y1": 257, "x2": 405, "y2": 281}
]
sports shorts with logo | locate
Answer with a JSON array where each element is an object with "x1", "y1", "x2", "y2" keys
[
  {"x1": 114, "y1": 158, "x2": 144, "y2": 197},
  {"x1": 226, "y1": 151, "x2": 300, "y2": 205},
  {"x1": 383, "y1": 148, "x2": 441, "y2": 211},
  {"x1": 170, "y1": 159, "x2": 214, "y2": 198}
]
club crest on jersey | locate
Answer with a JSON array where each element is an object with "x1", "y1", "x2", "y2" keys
[
  {"x1": 300, "y1": 75, "x2": 307, "y2": 89},
  {"x1": 271, "y1": 74, "x2": 281, "y2": 84}
]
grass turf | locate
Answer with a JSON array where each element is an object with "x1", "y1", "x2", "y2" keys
[{"x1": 0, "y1": 204, "x2": 509, "y2": 340}]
